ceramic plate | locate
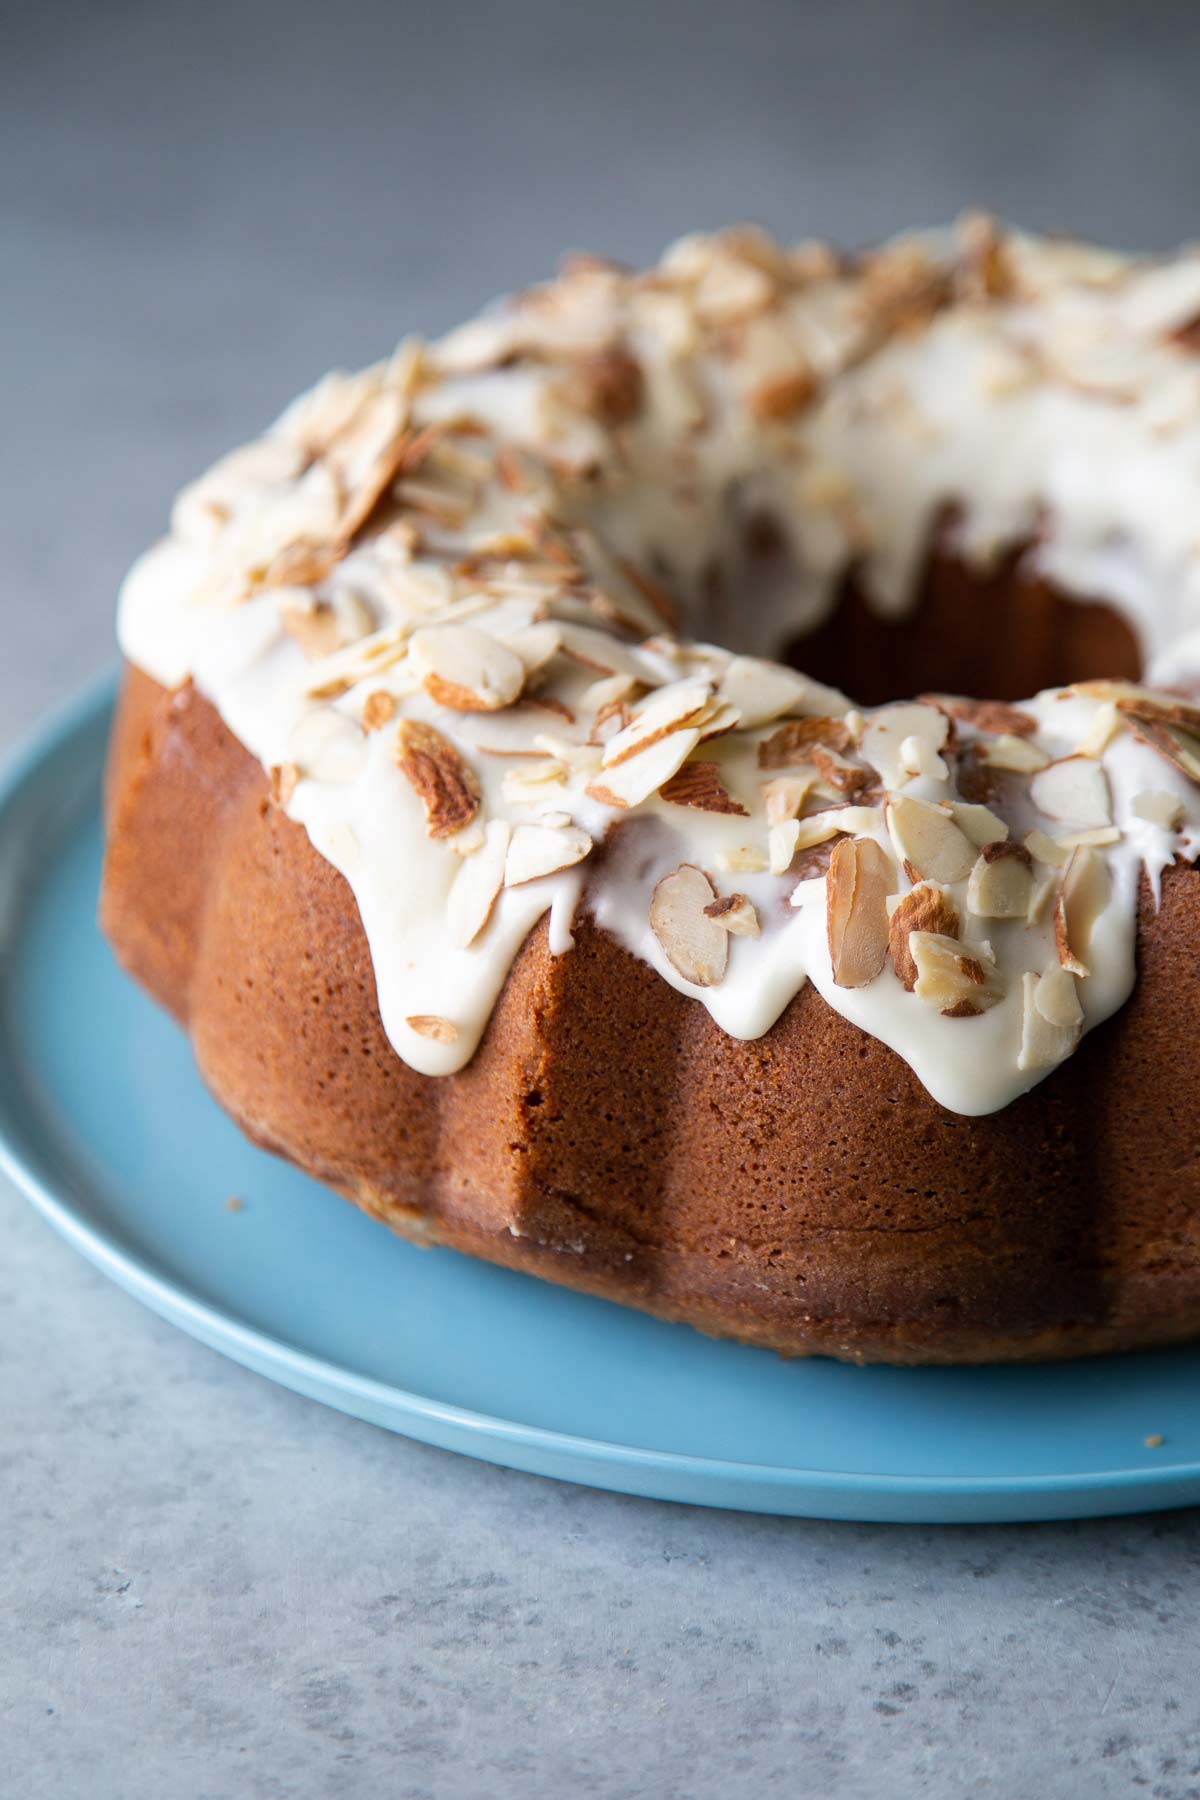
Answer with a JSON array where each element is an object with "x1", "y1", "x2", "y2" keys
[{"x1": 3, "y1": 674, "x2": 1199, "y2": 1523}]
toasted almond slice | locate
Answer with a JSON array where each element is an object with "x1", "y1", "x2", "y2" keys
[
  {"x1": 761, "y1": 774, "x2": 815, "y2": 825},
  {"x1": 920, "y1": 695, "x2": 1037, "y2": 737},
  {"x1": 501, "y1": 621, "x2": 563, "y2": 675},
  {"x1": 1131, "y1": 789, "x2": 1185, "y2": 829},
  {"x1": 572, "y1": 347, "x2": 645, "y2": 425},
  {"x1": 580, "y1": 671, "x2": 640, "y2": 716},
  {"x1": 504, "y1": 821, "x2": 593, "y2": 887},
  {"x1": 950, "y1": 800, "x2": 1010, "y2": 845},
  {"x1": 601, "y1": 679, "x2": 713, "y2": 768},
  {"x1": 1030, "y1": 755, "x2": 1113, "y2": 829},
  {"x1": 757, "y1": 715, "x2": 854, "y2": 770},
  {"x1": 966, "y1": 841, "x2": 1034, "y2": 918},
  {"x1": 1018, "y1": 966, "x2": 1084, "y2": 1071},
  {"x1": 1024, "y1": 827, "x2": 1071, "y2": 867},
  {"x1": 269, "y1": 762, "x2": 300, "y2": 807},
  {"x1": 281, "y1": 597, "x2": 347, "y2": 660},
  {"x1": 860, "y1": 703, "x2": 949, "y2": 788},
  {"x1": 406, "y1": 1014, "x2": 459, "y2": 1044},
  {"x1": 1056, "y1": 825, "x2": 1122, "y2": 849},
  {"x1": 1117, "y1": 706, "x2": 1200, "y2": 786},
  {"x1": 649, "y1": 864, "x2": 729, "y2": 987},
  {"x1": 751, "y1": 366, "x2": 818, "y2": 421},
  {"x1": 888, "y1": 883, "x2": 960, "y2": 991},
  {"x1": 978, "y1": 734, "x2": 1049, "y2": 773},
  {"x1": 1114, "y1": 694, "x2": 1200, "y2": 736},
  {"x1": 703, "y1": 893, "x2": 761, "y2": 937},
  {"x1": 586, "y1": 728, "x2": 702, "y2": 808},
  {"x1": 811, "y1": 744, "x2": 872, "y2": 794},
  {"x1": 1026, "y1": 870, "x2": 1057, "y2": 925},
  {"x1": 827, "y1": 836, "x2": 892, "y2": 988},
  {"x1": 395, "y1": 719, "x2": 481, "y2": 838},
  {"x1": 446, "y1": 820, "x2": 511, "y2": 946},
  {"x1": 1054, "y1": 847, "x2": 1110, "y2": 978},
  {"x1": 501, "y1": 759, "x2": 568, "y2": 805},
  {"x1": 694, "y1": 699, "x2": 743, "y2": 742},
  {"x1": 898, "y1": 732, "x2": 949, "y2": 782},
  {"x1": 719, "y1": 657, "x2": 827, "y2": 729},
  {"x1": 768, "y1": 820, "x2": 800, "y2": 874},
  {"x1": 1076, "y1": 701, "x2": 1123, "y2": 756},
  {"x1": 886, "y1": 794, "x2": 977, "y2": 883},
  {"x1": 362, "y1": 689, "x2": 398, "y2": 731},
  {"x1": 659, "y1": 760, "x2": 749, "y2": 815},
  {"x1": 409, "y1": 624, "x2": 526, "y2": 712},
  {"x1": 909, "y1": 931, "x2": 1004, "y2": 1015}
]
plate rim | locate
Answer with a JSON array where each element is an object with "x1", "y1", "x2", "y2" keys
[{"x1": 3, "y1": 669, "x2": 1200, "y2": 1521}]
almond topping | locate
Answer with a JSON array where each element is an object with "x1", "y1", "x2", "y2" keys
[
  {"x1": 394, "y1": 719, "x2": 481, "y2": 839},
  {"x1": 950, "y1": 801, "x2": 1010, "y2": 845},
  {"x1": 446, "y1": 820, "x2": 511, "y2": 947},
  {"x1": 1024, "y1": 828, "x2": 1071, "y2": 868},
  {"x1": 751, "y1": 367, "x2": 817, "y2": 421},
  {"x1": 888, "y1": 884, "x2": 960, "y2": 991},
  {"x1": 811, "y1": 744, "x2": 872, "y2": 795},
  {"x1": 721, "y1": 658, "x2": 846, "y2": 729},
  {"x1": 1030, "y1": 755, "x2": 1113, "y2": 829},
  {"x1": 1115, "y1": 697, "x2": 1200, "y2": 786},
  {"x1": 504, "y1": 821, "x2": 593, "y2": 887},
  {"x1": 826, "y1": 836, "x2": 893, "y2": 988},
  {"x1": 703, "y1": 893, "x2": 761, "y2": 937},
  {"x1": 659, "y1": 760, "x2": 748, "y2": 815},
  {"x1": 586, "y1": 728, "x2": 702, "y2": 809},
  {"x1": 860, "y1": 703, "x2": 949, "y2": 788},
  {"x1": 757, "y1": 715, "x2": 853, "y2": 769},
  {"x1": 269, "y1": 762, "x2": 300, "y2": 807},
  {"x1": 406, "y1": 1014, "x2": 459, "y2": 1044},
  {"x1": 410, "y1": 624, "x2": 526, "y2": 713},
  {"x1": 1054, "y1": 847, "x2": 1110, "y2": 978},
  {"x1": 602, "y1": 680, "x2": 713, "y2": 768},
  {"x1": 362, "y1": 690, "x2": 398, "y2": 731},
  {"x1": 1131, "y1": 789, "x2": 1185, "y2": 830},
  {"x1": 649, "y1": 864, "x2": 729, "y2": 987},
  {"x1": 908, "y1": 932, "x2": 1004, "y2": 1016},
  {"x1": 280, "y1": 597, "x2": 348, "y2": 660},
  {"x1": 978, "y1": 734, "x2": 1050, "y2": 773},
  {"x1": 1018, "y1": 967, "x2": 1083, "y2": 1072},
  {"x1": 886, "y1": 795, "x2": 977, "y2": 883},
  {"x1": 572, "y1": 347, "x2": 644, "y2": 425},
  {"x1": 920, "y1": 695, "x2": 1036, "y2": 737},
  {"x1": 966, "y1": 841, "x2": 1034, "y2": 919},
  {"x1": 762, "y1": 774, "x2": 816, "y2": 825}
]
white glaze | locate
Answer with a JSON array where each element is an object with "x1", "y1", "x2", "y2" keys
[{"x1": 116, "y1": 222, "x2": 1200, "y2": 1114}]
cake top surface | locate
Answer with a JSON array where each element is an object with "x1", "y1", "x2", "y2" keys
[{"x1": 119, "y1": 218, "x2": 1200, "y2": 1114}]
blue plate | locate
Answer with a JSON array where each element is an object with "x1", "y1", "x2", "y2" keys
[{"x1": 3, "y1": 673, "x2": 1200, "y2": 1523}]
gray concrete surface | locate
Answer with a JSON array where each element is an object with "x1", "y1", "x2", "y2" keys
[{"x1": 3, "y1": 2, "x2": 1200, "y2": 1794}]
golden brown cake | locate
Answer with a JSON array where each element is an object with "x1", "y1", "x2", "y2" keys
[{"x1": 102, "y1": 219, "x2": 1200, "y2": 1363}]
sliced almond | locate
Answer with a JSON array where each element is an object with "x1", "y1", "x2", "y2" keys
[
  {"x1": 280, "y1": 597, "x2": 346, "y2": 660},
  {"x1": 446, "y1": 820, "x2": 511, "y2": 947},
  {"x1": 909, "y1": 931, "x2": 1004, "y2": 1016},
  {"x1": 768, "y1": 820, "x2": 800, "y2": 874},
  {"x1": 406, "y1": 1014, "x2": 459, "y2": 1044},
  {"x1": 601, "y1": 679, "x2": 712, "y2": 768},
  {"x1": 921, "y1": 694, "x2": 1037, "y2": 737},
  {"x1": 586, "y1": 727, "x2": 702, "y2": 808},
  {"x1": 1055, "y1": 825, "x2": 1122, "y2": 849},
  {"x1": 362, "y1": 689, "x2": 398, "y2": 731},
  {"x1": 649, "y1": 864, "x2": 729, "y2": 987},
  {"x1": 1018, "y1": 966, "x2": 1084, "y2": 1072},
  {"x1": 886, "y1": 794, "x2": 977, "y2": 883},
  {"x1": 1024, "y1": 827, "x2": 1071, "y2": 868},
  {"x1": 409, "y1": 624, "x2": 526, "y2": 713},
  {"x1": 395, "y1": 719, "x2": 481, "y2": 839},
  {"x1": 703, "y1": 893, "x2": 760, "y2": 937},
  {"x1": 811, "y1": 744, "x2": 872, "y2": 795},
  {"x1": 966, "y1": 841, "x2": 1034, "y2": 918},
  {"x1": 888, "y1": 883, "x2": 960, "y2": 991},
  {"x1": 859, "y1": 703, "x2": 949, "y2": 789},
  {"x1": 1076, "y1": 701, "x2": 1123, "y2": 756},
  {"x1": 501, "y1": 621, "x2": 563, "y2": 676},
  {"x1": 504, "y1": 821, "x2": 593, "y2": 887},
  {"x1": 1054, "y1": 847, "x2": 1110, "y2": 978},
  {"x1": 826, "y1": 836, "x2": 892, "y2": 988},
  {"x1": 659, "y1": 760, "x2": 748, "y2": 815},
  {"x1": 761, "y1": 774, "x2": 815, "y2": 825},
  {"x1": 1030, "y1": 755, "x2": 1113, "y2": 829},
  {"x1": 269, "y1": 762, "x2": 300, "y2": 807},
  {"x1": 950, "y1": 800, "x2": 1010, "y2": 845},
  {"x1": 751, "y1": 366, "x2": 818, "y2": 421},
  {"x1": 757, "y1": 715, "x2": 853, "y2": 770},
  {"x1": 978, "y1": 734, "x2": 1050, "y2": 773},
  {"x1": 571, "y1": 347, "x2": 644, "y2": 425},
  {"x1": 719, "y1": 657, "x2": 832, "y2": 729},
  {"x1": 1131, "y1": 789, "x2": 1185, "y2": 830},
  {"x1": 1115, "y1": 697, "x2": 1200, "y2": 786}
]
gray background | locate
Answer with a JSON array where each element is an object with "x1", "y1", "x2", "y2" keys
[{"x1": 4, "y1": 2, "x2": 1200, "y2": 1794}]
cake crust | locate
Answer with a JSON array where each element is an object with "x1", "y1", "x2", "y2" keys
[{"x1": 101, "y1": 664, "x2": 1200, "y2": 1364}]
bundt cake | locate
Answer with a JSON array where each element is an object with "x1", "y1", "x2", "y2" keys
[{"x1": 102, "y1": 218, "x2": 1200, "y2": 1364}]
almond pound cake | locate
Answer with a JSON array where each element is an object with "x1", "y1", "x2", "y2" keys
[{"x1": 103, "y1": 218, "x2": 1200, "y2": 1364}]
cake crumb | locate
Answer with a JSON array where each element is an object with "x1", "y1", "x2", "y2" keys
[
  {"x1": 1144, "y1": 1432, "x2": 1164, "y2": 1448},
  {"x1": 224, "y1": 1195, "x2": 245, "y2": 1213}
]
